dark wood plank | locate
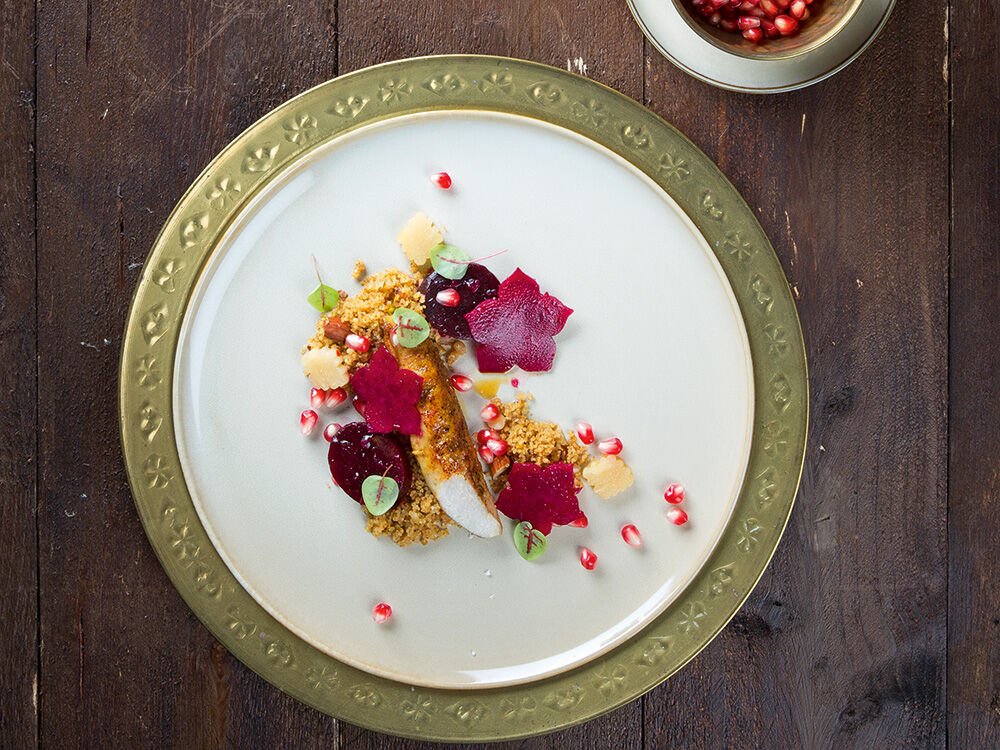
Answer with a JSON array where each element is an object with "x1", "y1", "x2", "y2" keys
[
  {"x1": 35, "y1": 1, "x2": 340, "y2": 746},
  {"x1": 948, "y1": 0, "x2": 1000, "y2": 745},
  {"x1": 335, "y1": 0, "x2": 645, "y2": 745},
  {"x1": 642, "y1": 3, "x2": 949, "y2": 747},
  {"x1": 0, "y1": 0, "x2": 38, "y2": 747}
]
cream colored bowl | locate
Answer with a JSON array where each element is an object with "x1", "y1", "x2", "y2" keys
[{"x1": 629, "y1": 0, "x2": 896, "y2": 92}]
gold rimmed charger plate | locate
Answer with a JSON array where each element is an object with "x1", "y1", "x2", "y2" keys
[{"x1": 119, "y1": 55, "x2": 807, "y2": 741}]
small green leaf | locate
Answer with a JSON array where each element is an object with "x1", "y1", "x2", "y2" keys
[
  {"x1": 392, "y1": 307, "x2": 430, "y2": 348},
  {"x1": 308, "y1": 284, "x2": 340, "y2": 312},
  {"x1": 429, "y1": 244, "x2": 471, "y2": 280},
  {"x1": 513, "y1": 521, "x2": 547, "y2": 561},
  {"x1": 362, "y1": 474, "x2": 399, "y2": 516}
]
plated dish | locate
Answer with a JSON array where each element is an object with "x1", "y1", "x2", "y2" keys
[{"x1": 120, "y1": 56, "x2": 807, "y2": 740}]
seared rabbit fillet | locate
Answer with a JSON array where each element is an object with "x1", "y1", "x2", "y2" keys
[{"x1": 386, "y1": 326, "x2": 502, "y2": 538}]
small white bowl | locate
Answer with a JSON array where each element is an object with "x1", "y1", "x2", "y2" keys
[{"x1": 628, "y1": 0, "x2": 895, "y2": 92}]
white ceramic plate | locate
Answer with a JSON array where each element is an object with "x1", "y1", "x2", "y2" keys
[
  {"x1": 629, "y1": 0, "x2": 895, "y2": 92},
  {"x1": 174, "y1": 110, "x2": 753, "y2": 689}
]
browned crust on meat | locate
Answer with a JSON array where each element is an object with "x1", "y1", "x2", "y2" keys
[{"x1": 386, "y1": 323, "x2": 498, "y2": 520}]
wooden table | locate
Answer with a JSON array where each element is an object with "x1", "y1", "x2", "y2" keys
[{"x1": 2, "y1": 0, "x2": 996, "y2": 746}]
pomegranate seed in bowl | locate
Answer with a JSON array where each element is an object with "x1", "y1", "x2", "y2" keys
[{"x1": 683, "y1": 0, "x2": 820, "y2": 44}]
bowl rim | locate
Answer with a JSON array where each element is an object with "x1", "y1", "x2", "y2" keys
[{"x1": 630, "y1": 0, "x2": 896, "y2": 93}]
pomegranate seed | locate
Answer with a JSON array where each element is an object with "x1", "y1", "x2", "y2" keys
[
  {"x1": 579, "y1": 547, "x2": 598, "y2": 570},
  {"x1": 774, "y1": 13, "x2": 798, "y2": 33},
  {"x1": 346, "y1": 333, "x2": 370, "y2": 353},
  {"x1": 664, "y1": 483, "x2": 686, "y2": 504},
  {"x1": 742, "y1": 27, "x2": 763, "y2": 42},
  {"x1": 667, "y1": 508, "x2": 689, "y2": 526},
  {"x1": 450, "y1": 374, "x2": 474, "y2": 392},
  {"x1": 322, "y1": 422, "x2": 342, "y2": 442},
  {"x1": 431, "y1": 172, "x2": 452, "y2": 189},
  {"x1": 758, "y1": 0, "x2": 779, "y2": 15},
  {"x1": 789, "y1": 0, "x2": 806, "y2": 17},
  {"x1": 597, "y1": 437, "x2": 623, "y2": 455},
  {"x1": 300, "y1": 409, "x2": 318, "y2": 436},
  {"x1": 310, "y1": 388, "x2": 326, "y2": 409},
  {"x1": 720, "y1": 18, "x2": 738, "y2": 31},
  {"x1": 707, "y1": 11, "x2": 721, "y2": 25},
  {"x1": 511, "y1": 378, "x2": 519, "y2": 388},
  {"x1": 478, "y1": 444, "x2": 495, "y2": 464},
  {"x1": 485, "y1": 437, "x2": 509, "y2": 456},
  {"x1": 325, "y1": 387, "x2": 347, "y2": 408},
  {"x1": 798, "y1": 6, "x2": 810, "y2": 19},
  {"x1": 775, "y1": 0, "x2": 790, "y2": 7},
  {"x1": 480, "y1": 403, "x2": 501, "y2": 423},
  {"x1": 436, "y1": 288, "x2": 460, "y2": 307},
  {"x1": 372, "y1": 602, "x2": 392, "y2": 624},
  {"x1": 737, "y1": 15, "x2": 760, "y2": 28},
  {"x1": 621, "y1": 524, "x2": 643, "y2": 548},
  {"x1": 569, "y1": 515, "x2": 588, "y2": 528},
  {"x1": 761, "y1": 19, "x2": 780, "y2": 36},
  {"x1": 476, "y1": 428, "x2": 500, "y2": 445},
  {"x1": 575, "y1": 422, "x2": 595, "y2": 445}
]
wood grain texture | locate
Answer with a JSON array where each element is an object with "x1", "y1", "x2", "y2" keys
[
  {"x1": 948, "y1": 0, "x2": 1000, "y2": 745},
  {"x1": 0, "y1": 0, "x2": 38, "y2": 747},
  {"x1": 35, "y1": 1, "x2": 340, "y2": 746},
  {"x1": 6, "y1": 0, "x2": 993, "y2": 745},
  {"x1": 641, "y1": 2, "x2": 949, "y2": 747}
]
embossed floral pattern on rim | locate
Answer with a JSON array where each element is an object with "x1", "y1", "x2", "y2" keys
[{"x1": 119, "y1": 55, "x2": 807, "y2": 741}]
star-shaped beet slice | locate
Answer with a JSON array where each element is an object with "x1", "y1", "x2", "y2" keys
[
  {"x1": 349, "y1": 346, "x2": 423, "y2": 435},
  {"x1": 464, "y1": 268, "x2": 573, "y2": 373},
  {"x1": 495, "y1": 462, "x2": 582, "y2": 534}
]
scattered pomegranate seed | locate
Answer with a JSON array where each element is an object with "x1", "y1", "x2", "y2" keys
[
  {"x1": 346, "y1": 334, "x2": 370, "y2": 353},
  {"x1": 476, "y1": 428, "x2": 500, "y2": 445},
  {"x1": 569, "y1": 515, "x2": 588, "y2": 528},
  {"x1": 597, "y1": 437, "x2": 623, "y2": 455},
  {"x1": 431, "y1": 172, "x2": 452, "y2": 189},
  {"x1": 300, "y1": 409, "x2": 318, "y2": 436},
  {"x1": 664, "y1": 483, "x2": 686, "y2": 504},
  {"x1": 621, "y1": 524, "x2": 643, "y2": 548},
  {"x1": 774, "y1": 14, "x2": 799, "y2": 33},
  {"x1": 480, "y1": 403, "x2": 501, "y2": 423},
  {"x1": 372, "y1": 602, "x2": 392, "y2": 624},
  {"x1": 322, "y1": 422, "x2": 342, "y2": 442},
  {"x1": 450, "y1": 374, "x2": 474, "y2": 392},
  {"x1": 478, "y1": 444, "x2": 495, "y2": 464},
  {"x1": 667, "y1": 508, "x2": 689, "y2": 526},
  {"x1": 325, "y1": 387, "x2": 347, "y2": 408},
  {"x1": 485, "y1": 437, "x2": 509, "y2": 456},
  {"x1": 510, "y1": 378, "x2": 519, "y2": 388},
  {"x1": 436, "y1": 288, "x2": 460, "y2": 307},
  {"x1": 310, "y1": 388, "x2": 326, "y2": 409},
  {"x1": 579, "y1": 547, "x2": 598, "y2": 570},
  {"x1": 575, "y1": 422, "x2": 595, "y2": 445}
]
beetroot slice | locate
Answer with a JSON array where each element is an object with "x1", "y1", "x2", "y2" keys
[
  {"x1": 349, "y1": 346, "x2": 423, "y2": 435},
  {"x1": 328, "y1": 422, "x2": 413, "y2": 504},
  {"x1": 464, "y1": 268, "x2": 573, "y2": 373},
  {"x1": 494, "y1": 462, "x2": 582, "y2": 535},
  {"x1": 419, "y1": 263, "x2": 500, "y2": 339}
]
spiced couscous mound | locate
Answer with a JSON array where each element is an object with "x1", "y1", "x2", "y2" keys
[
  {"x1": 365, "y1": 456, "x2": 452, "y2": 546},
  {"x1": 489, "y1": 395, "x2": 591, "y2": 488}
]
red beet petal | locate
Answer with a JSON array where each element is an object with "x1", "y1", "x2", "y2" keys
[
  {"x1": 349, "y1": 346, "x2": 423, "y2": 435},
  {"x1": 465, "y1": 268, "x2": 572, "y2": 373},
  {"x1": 495, "y1": 462, "x2": 582, "y2": 534}
]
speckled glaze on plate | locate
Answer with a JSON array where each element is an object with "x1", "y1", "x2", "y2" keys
[{"x1": 119, "y1": 55, "x2": 807, "y2": 741}]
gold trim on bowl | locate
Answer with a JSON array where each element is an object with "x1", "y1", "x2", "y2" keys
[{"x1": 119, "y1": 55, "x2": 807, "y2": 741}]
